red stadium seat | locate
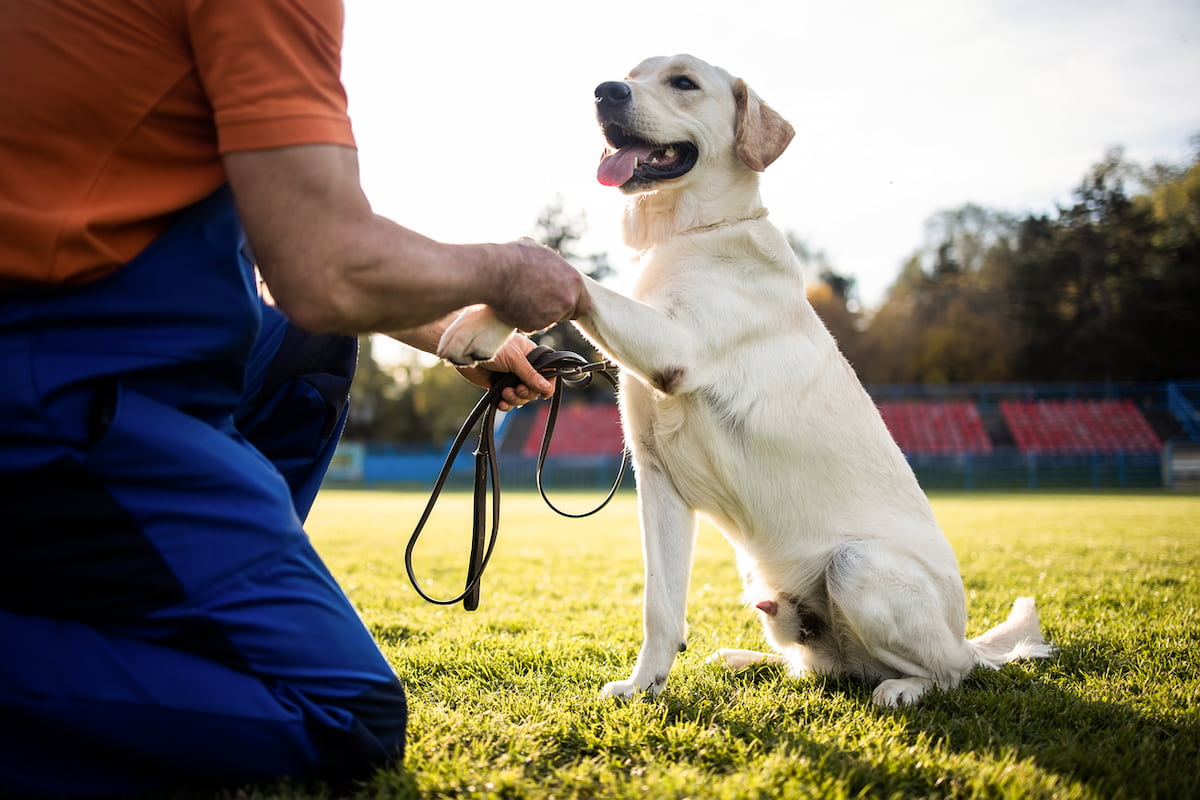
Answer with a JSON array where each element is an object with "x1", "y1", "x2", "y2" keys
[
  {"x1": 520, "y1": 403, "x2": 624, "y2": 457},
  {"x1": 999, "y1": 399, "x2": 1161, "y2": 454},
  {"x1": 876, "y1": 401, "x2": 993, "y2": 455}
]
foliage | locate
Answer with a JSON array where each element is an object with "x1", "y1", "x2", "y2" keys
[
  {"x1": 810, "y1": 142, "x2": 1200, "y2": 384},
  {"x1": 218, "y1": 490, "x2": 1200, "y2": 800},
  {"x1": 533, "y1": 195, "x2": 614, "y2": 284},
  {"x1": 343, "y1": 335, "x2": 435, "y2": 443},
  {"x1": 1006, "y1": 150, "x2": 1177, "y2": 381}
]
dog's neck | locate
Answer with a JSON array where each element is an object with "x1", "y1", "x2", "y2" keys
[
  {"x1": 622, "y1": 171, "x2": 766, "y2": 251},
  {"x1": 680, "y1": 207, "x2": 769, "y2": 236}
]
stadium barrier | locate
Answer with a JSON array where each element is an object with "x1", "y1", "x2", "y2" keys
[
  {"x1": 330, "y1": 447, "x2": 1167, "y2": 492},
  {"x1": 329, "y1": 380, "x2": 1199, "y2": 491}
]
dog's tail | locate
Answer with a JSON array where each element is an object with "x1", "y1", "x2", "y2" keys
[{"x1": 967, "y1": 596, "x2": 1055, "y2": 669}]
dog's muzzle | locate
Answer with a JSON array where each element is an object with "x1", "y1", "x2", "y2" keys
[{"x1": 595, "y1": 81, "x2": 698, "y2": 190}]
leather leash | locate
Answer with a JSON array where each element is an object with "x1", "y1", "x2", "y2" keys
[{"x1": 405, "y1": 346, "x2": 625, "y2": 610}]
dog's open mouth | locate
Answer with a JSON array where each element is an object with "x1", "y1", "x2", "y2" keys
[{"x1": 597, "y1": 123, "x2": 698, "y2": 188}]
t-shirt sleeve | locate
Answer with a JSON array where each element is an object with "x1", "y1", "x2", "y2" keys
[{"x1": 188, "y1": 0, "x2": 355, "y2": 153}]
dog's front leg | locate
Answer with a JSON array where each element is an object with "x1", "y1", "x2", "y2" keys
[
  {"x1": 575, "y1": 279, "x2": 699, "y2": 396},
  {"x1": 602, "y1": 462, "x2": 697, "y2": 699}
]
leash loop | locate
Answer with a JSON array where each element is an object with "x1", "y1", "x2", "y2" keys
[{"x1": 404, "y1": 346, "x2": 625, "y2": 610}]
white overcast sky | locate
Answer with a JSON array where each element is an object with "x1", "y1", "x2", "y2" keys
[{"x1": 341, "y1": 0, "x2": 1199, "y2": 309}]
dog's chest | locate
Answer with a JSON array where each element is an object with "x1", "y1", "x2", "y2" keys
[{"x1": 623, "y1": 380, "x2": 747, "y2": 509}]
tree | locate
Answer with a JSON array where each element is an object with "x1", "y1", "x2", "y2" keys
[
  {"x1": 343, "y1": 335, "x2": 434, "y2": 442},
  {"x1": 782, "y1": 231, "x2": 868, "y2": 367},
  {"x1": 921, "y1": 203, "x2": 1017, "y2": 279},
  {"x1": 532, "y1": 195, "x2": 614, "y2": 283},
  {"x1": 855, "y1": 204, "x2": 1018, "y2": 383},
  {"x1": 1005, "y1": 147, "x2": 1198, "y2": 381}
]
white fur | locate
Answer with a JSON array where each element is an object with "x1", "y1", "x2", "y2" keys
[{"x1": 438, "y1": 54, "x2": 1053, "y2": 708}]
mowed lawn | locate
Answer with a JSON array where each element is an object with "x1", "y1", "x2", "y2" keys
[{"x1": 267, "y1": 490, "x2": 1198, "y2": 799}]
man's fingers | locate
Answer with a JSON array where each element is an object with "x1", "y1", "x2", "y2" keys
[{"x1": 504, "y1": 347, "x2": 554, "y2": 396}]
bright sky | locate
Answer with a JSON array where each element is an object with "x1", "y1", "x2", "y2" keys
[{"x1": 342, "y1": 0, "x2": 1199, "y2": 310}]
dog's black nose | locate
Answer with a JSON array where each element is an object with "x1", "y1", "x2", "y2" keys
[{"x1": 595, "y1": 81, "x2": 631, "y2": 107}]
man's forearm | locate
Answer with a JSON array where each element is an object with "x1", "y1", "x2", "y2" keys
[
  {"x1": 225, "y1": 145, "x2": 506, "y2": 333},
  {"x1": 224, "y1": 143, "x2": 586, "y2": 336}
]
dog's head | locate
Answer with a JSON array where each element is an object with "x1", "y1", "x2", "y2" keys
[{"x1": 595, "y1": 54, "x2": 794, "y2": 194}]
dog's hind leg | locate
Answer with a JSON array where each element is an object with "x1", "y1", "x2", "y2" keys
[
  {"x1": 601, "y1": 462, "x2": 697, "y2": 699},
  {"x1": 823, "y1": 543, "x2": 976, "y2": 708}
]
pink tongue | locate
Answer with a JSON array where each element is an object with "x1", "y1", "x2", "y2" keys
[{"x1": 597, "y1": 143, "x2": 652, "y2": 187}]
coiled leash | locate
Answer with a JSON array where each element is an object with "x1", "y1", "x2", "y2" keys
[{"x1": 405, "y1": 345, "x2": 625, "y2": 610}]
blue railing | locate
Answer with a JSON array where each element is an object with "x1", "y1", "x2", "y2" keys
[
  {"x1": 1167, "y1": 381, "x2": 1200, "y2": 440},
  {"x1": 330, "y1": 380, "x2": 1200, "y2": 490}
]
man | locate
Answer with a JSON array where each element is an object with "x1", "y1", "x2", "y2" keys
[{"x1": 0, "y1": 1, "x2": 588, "y2": 796}]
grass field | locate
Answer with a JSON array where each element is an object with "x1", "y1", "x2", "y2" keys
[{"x1": 246, "y1": 490, "x2": 1198, "y2": 799}]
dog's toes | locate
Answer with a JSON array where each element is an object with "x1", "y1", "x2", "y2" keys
[
  {"x1": 601, "y1": 673, "x2": 669, "y2": 698},
  {"x1": 436, "y1": 308, "x2": 514, "y2": 366},
  {"x1": 600, "y1": 679, "x2": 640, "y2": 699},
  {"x1": 872, "y1": 677, "x2": 932, "y2": 708},
  {"x1": 443, "y1": 349, "x2": 492, "y2": 367},
  {"x1": 436, "y1": 331, "x2": 483, "y2": 366}
]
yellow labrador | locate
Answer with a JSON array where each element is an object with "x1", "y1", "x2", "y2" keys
[{"x1": 438, "y1": 54, "x2": 1052, "y2": 707}]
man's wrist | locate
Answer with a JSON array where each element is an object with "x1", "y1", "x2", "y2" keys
[{"x1": 475, "y1": 242, "x2": 515, "y2": 321}]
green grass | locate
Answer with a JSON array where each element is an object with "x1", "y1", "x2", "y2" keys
[{"x1": 248, "y1": 491, "x2": 1198, "y2": 799}]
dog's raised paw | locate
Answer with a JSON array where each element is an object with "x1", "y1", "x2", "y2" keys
[{"x1": 437, "y1": 306, "x2": 514, "y2": 366}]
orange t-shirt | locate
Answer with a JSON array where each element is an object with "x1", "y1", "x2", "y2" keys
[{"x1": 0, "y1": 0, "x2": 356, "y2": 288}]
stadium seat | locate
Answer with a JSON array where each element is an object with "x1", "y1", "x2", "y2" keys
[
  {"x1": 520, "y1": 403, "x2": 624, "y2": 457},
  {"x1": 876, "y1": 401, "x2": 993, "y2": 456},
  {"x1": 999, "y1": 399, "x2": 1161, "y2": 454}
]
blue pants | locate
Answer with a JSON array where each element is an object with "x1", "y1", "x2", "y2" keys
[{"x1": 0, "y1": 188, "x2": 406, "y2": 797}]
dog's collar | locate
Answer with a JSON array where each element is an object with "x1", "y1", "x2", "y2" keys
[{"x1": 681, "y1": 207, "x2": 768, "y2": 236}]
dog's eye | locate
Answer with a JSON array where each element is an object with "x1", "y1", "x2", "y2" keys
[{"x1": 669, "y1": 76, "x2": 700, "y2": 91}]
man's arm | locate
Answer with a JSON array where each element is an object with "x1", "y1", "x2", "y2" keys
[{"x1": 223, "y1": 144, "x2": 588, "y2": 335}]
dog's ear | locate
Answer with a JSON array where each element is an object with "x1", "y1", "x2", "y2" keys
[{"x1": 732, "y1": 78, "x2": 795, "y2": 171}]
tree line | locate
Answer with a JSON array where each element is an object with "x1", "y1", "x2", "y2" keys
[
  {"x1": 814, "y1": 141, "x2": 1200, "y2": 384},
  {"x1": 347, "y1": 141, "x2": 1200, "y2": 444}
]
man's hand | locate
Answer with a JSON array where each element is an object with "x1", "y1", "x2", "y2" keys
[
  {"x1": 488, "y1": 238, "x2": 592, "y2": 333},
  {"x1": 455, "y1": 334, "x2": 555, "y2": 412}
]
